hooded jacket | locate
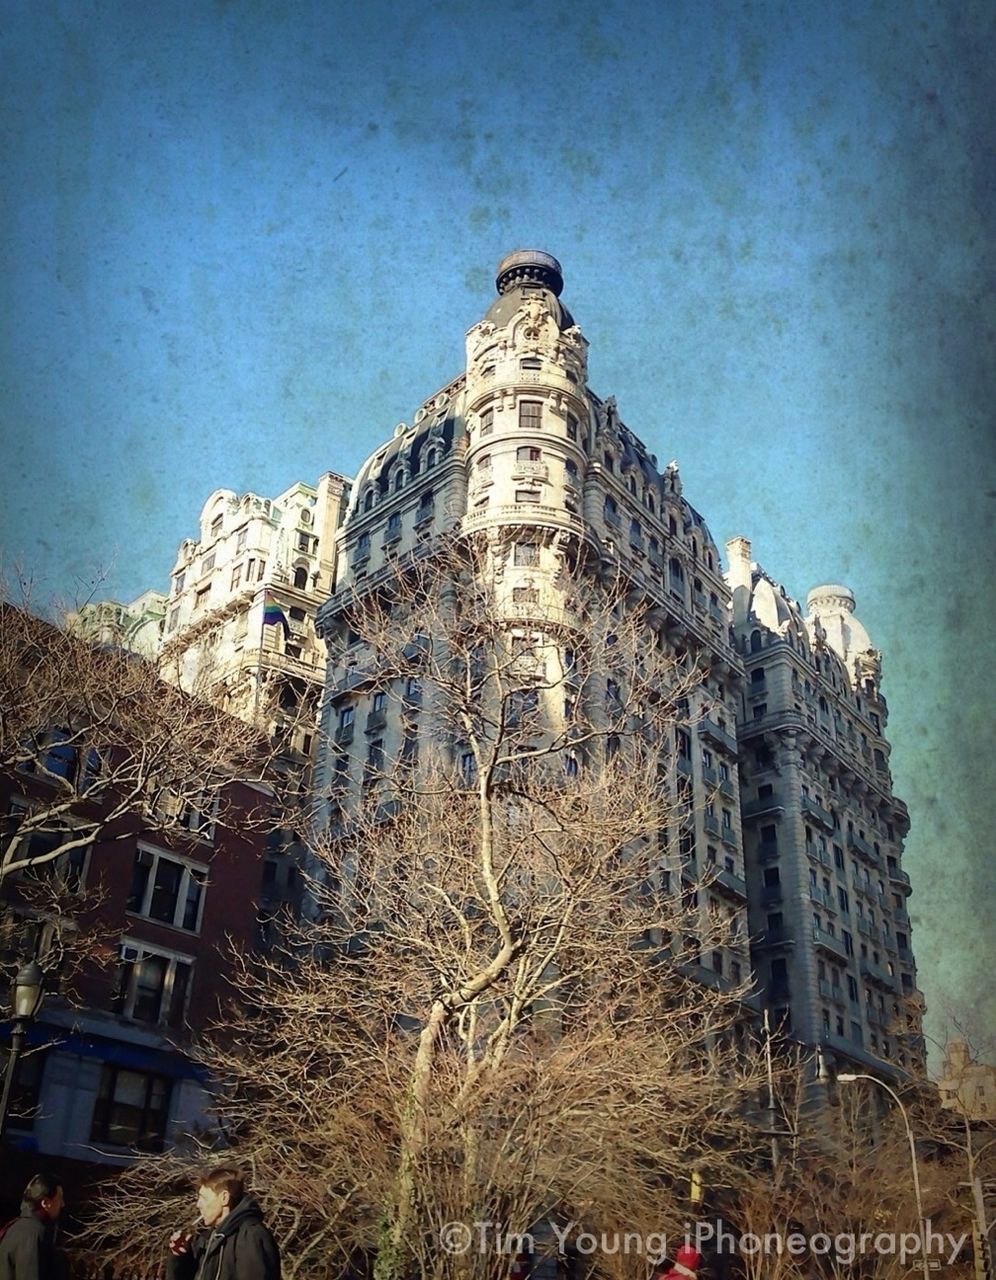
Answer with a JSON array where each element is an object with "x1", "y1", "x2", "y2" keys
[
  {"x1": 0, "y1": 1208, "x2": 59, "y2": 1280},
  {"x1": 167, "y1": 1199, "x2": 280, "y2": 1280}
]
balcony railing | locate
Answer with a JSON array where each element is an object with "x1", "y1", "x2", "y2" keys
[
  {"x1": 711, "y1": 866, "x2": 747, "y2": 898},
  {"x1": 802, "y1": 795, "x2": 835, "y2": 831},
  {"x1": 698, "y1": 717, "x2": 737, "y2": 755},
  {"x1": 742, "y1": 796, "x2": 783, "y2": 818},
  {"x1": 811, "y1": 927, "x2": 848, "y2": 961},
  {"x1": 757, "y1": 839, "x2": 780, "y2": 862}
]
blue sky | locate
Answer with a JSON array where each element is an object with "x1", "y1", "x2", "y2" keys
[{"x1": 2, "y1": 0, "x2": 993, "y2": 1058}]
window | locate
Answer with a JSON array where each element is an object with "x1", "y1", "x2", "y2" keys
[
  {"x1": 604, "y1": 495, "x2": 619, "y2": 524},
  {"x1": 520, "y1": 356, "x2": 541, "y2": 371},
  {"x1": 372, "y1": 691, "x2": 387, "y2": 713},
  {"x1": 167, "y1": 607, "x2": 179, "y2": 633},
  {"x1": 630, "y1": 518, "x2": 642, "y2": 544},
  {"x1": 230, "y1": 564, "x2": 242, "y2": 591},
  {"x1": 201, "y1": 553, "x2": 215, "y2": 575},
  {"x1": 519, "y1": 400, "x2": 542, "y2": 429},
  {"x1": 173, "y1": 572, "x2": 185, "y2": 596},
  {"x1": 480, "y1": 408, "x2": 494, "y2": 436},
  {"x1": 297, "y1": 532, "x2": 311, "y2": 552},
  {"x1": 289, "y1": 606, "x2": 306, "y2": 622},
  {"x1": 127, "y1": 847, "x2": 207, "y2": 932},
  {"x1": 236, "y1": 528, "x2": 247, "y2": 552},
  {"x1": 386, "y1": 512, "x2": 402, "y2": 539},
  {"x1": 339, "y1": 706, "x2": 355, "y2": 730},
  {"x1": 460, "y1": 752, "x2": 477, "y2": 786},
  {"x1": 114, "y1": 943, "x2": 193, "y2": 1028},
  {"x1": 367, "y1": 740, "x2": 384, "y2": 771},
  {"x1": 210, "y1": 514, "x2": 223, "y2": 537},
  {"x1": 514, "y1": 542, "x2": 539, "y2": 567},
  {"x1": 178, "y1": 792, "x2": 218, "y2": 840},
  {"x1": 357, "y1": 531, "x2": 371, "y2": 557},
  {"x1": 515, "y1": 490, "x2": 540, "y2": 504},
  {"x1": 566, "y1": 413, "x2": 578, "y2": 441},
  {"x1": 91, "y1": 1065, "x2": 172, "y2": 1152},
  {"x1": 193, "y1": 585, "x2": 211, "y2": 611},
  {"x1": 516, "y1": 446, "x2": 541, "y2": 462}
]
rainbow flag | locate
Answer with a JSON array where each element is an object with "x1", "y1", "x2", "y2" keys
[{"x1": 262, "y1": 590, "x2": 290, "y2": 639}]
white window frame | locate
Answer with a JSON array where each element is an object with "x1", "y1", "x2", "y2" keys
[
  {"x1": 127, "y1": 842, "x2": 209, "y2": 933},
  {"x1": 115, "y1": 937, "x2": 195, "y2": 1028}
]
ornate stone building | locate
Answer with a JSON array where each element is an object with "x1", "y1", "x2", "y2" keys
[
  {"x1": 314, "y1": 249, "x2": 923, "y2": 1078},
  {"x1": 316, "y1": 250, "x2": 754, "y2": 1006},
  {"x1": 76, "y1": 472, "x2": 351, "y2": 920},
  {"x1": 728, "y1": 537, "x2": 925, "y2": 1079}
]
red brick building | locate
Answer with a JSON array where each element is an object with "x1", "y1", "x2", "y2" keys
[{"x1": 0, "y1": 750, "x2": 272, "y2": 1216}]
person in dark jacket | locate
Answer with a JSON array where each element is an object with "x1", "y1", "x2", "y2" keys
[
  {"x1": 167, "y1": 1169, "x2": 279, "y2": 1280},
  {"x1": 0, "y1": 1173, "x2": 64, "y2": 1280}
]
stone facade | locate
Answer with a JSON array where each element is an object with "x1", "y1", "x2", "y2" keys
[
  {"x1": 728, "y1": 536, "x2": 925, "y2": 1078},
  {"x1": 314, "y1": 250, "x2": 923, "y2": 1078},
  {"x1": 938, "y1": 1040, "x2": 996, "y2": 1118},
  {"x1": 316, "y1": 250, "x2": 754, "y2": 1005}
]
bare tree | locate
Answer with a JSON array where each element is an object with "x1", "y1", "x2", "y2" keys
[
  {"x1": 0, "y1": 593, "x2": 293, "y2": 886},
  {"x1": 732, "y1": 1064, "x2": 973, "y2": 1280},
  {"x1": 86, "y1": 540, "x2": 768, "y2": 1280}
]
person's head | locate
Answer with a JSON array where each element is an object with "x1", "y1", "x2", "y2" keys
[
  {"x1": 196, "y1": 1169, "x2": 244, "y2": 1228},
  {"x1": 21, "y1": 1174, "x2": 64, "y2": 1222}
]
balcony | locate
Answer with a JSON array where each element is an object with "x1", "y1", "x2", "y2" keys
[
  {"x1": 719, "y1": 777, "x2": 736, "y2": 799},
  {"x1": 757, "y1": 839, "x2": 780, "y2": 862},
  {"x1": 861, "y1": 959, "x2": 895, "y2": 989},
  {"x1": 893, "y1": 906, "x2": 909, "y2": 926},
  {"x1": 698, "y1": 717, "x2": 737, "y2": 755},
  {"x1": 365, "y1": 709, "x2": 388, "y2": 734},
  {"x1": 809, "y1": 887, "x2": 833, "y2": 910},
  {"x1": 720, "y1": 824, "x2": 738, "y2": 849},
  {"x1": 802, "y1": 795, "x2": 835, "y2": 831},
  {"x1": 847, "y1": 831, "x2": 877, "y2": 862},
  {"x1": 711, "y1": 865, "x2": 747, "y2": 899},
  {"x1": 742, "y1": 795, "x2": 783, "y2": 819},
  {"x1": 811, "y1": 927, "x2": 848, "y2": 961},
  {"x1": 334, "y1": 723, "x2": 355, "y2": 746},
  {"x1": 757, "y1": 927, "x2": 793, "y2": 949},
  {"x1": 702, "y1": 764, "x2": 718, "y2": 787},
  {"x1": 761, "y1": 884, "x2": 783, "y2": 905},
  {"x1": 889, "y1": 866, "x2": 911, "y2": 888}
]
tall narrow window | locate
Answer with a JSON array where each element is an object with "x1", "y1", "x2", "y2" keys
[{"x1": 519, "y1": 400, "x2": 542, "y2": 430}]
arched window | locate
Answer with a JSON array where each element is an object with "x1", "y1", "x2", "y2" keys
[
  {"x1": 750, "y1": 630, "x2": 763, "y2": 653},
  {"x1": 646, "y1": 492, "x2": 655, "y2": 514},
  {"x1": 628, "y1": 475, "x2": 637, "y2": 495},
  {"x1": 393, "y1": 468, "x2": 405, "y2": 493},
  {"x1": 293, "y1": 566, "x2": 308, "y2": 589},
  {"x1": 363, "y1": 489, "x2": 374, "y2": 512}
]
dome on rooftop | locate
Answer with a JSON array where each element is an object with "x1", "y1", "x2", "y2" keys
[{"x1": 484, "y1": 249, "x2": 575, "y2": 331}]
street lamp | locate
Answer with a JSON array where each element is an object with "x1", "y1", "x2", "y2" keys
[
  {"x1": 834, "y1": 1069, "x2": 928, "y2": 1270},
  {"x1": 0, "y1": 960, "x2": 46, "y2": 1139}
]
